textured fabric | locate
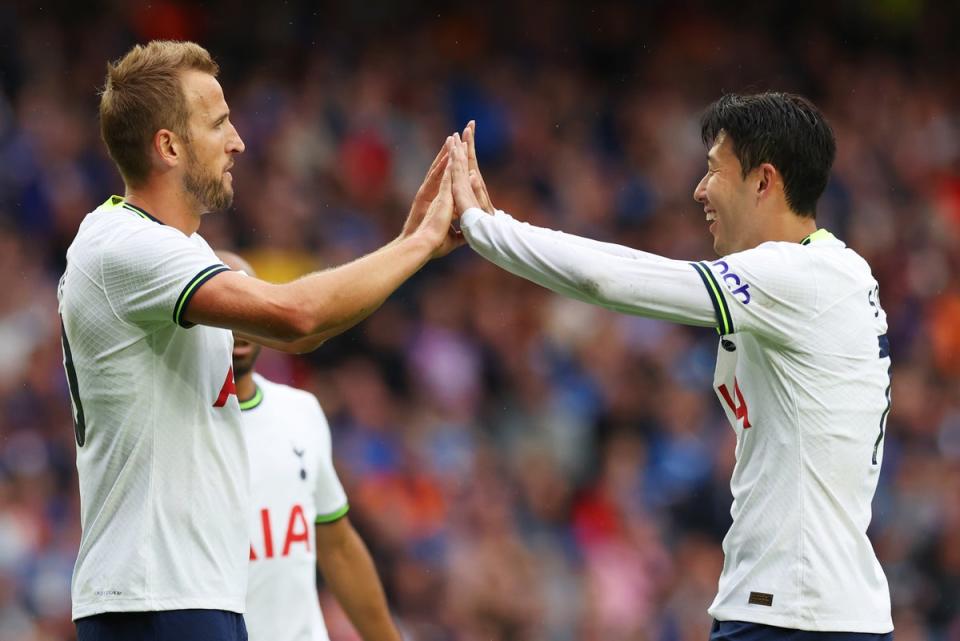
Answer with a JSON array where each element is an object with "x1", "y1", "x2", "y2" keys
[
  {"x1": 59, "y1": 197, "x2": 248, "y2": 619},
  {"x1": 242, "y1": 373, "x2": 347, "y2": 641},
  {"x1": 704, "y1": 236, "x2": 891, "y2": 632},
  {"x1": 76, "y1": 609, "x2": 247, "y2": 641},
  {"x1": 461, "y1": 210, "x2": 892, "y2": 633}
]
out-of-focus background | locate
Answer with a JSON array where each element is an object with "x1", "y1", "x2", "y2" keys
[{"x1": 1, "y1": 1, "x2": 959, "y2": 640}]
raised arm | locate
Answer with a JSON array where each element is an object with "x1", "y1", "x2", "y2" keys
[
  {"x1": 449, "y1": 133, "x2": 718, "y2": 328},
  {"x1": 184, "y1": 143, "x2": 463, "y2": 352}
]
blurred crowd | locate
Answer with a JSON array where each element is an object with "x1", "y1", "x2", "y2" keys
[{"x1": 1, "y1": 1, "x2": 959, "y2": 640}]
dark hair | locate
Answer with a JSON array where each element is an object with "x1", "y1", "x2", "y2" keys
[
  {"x1": 700, "y1": 92, "x2": 836, "y2": 218},
  {"x1": 100, "y1": 41, "x2": 219, "y2": 187}
]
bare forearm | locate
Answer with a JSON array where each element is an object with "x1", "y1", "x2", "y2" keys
[
  {"x1": 184, "y1": 233, "x2": 434, "y2": 347},
  {"x1": 317, "y1": 526, "x2": 401, "y2": 641},
  {"x1": 283, "y1": 234, "x2": 432, "y2": 338}
]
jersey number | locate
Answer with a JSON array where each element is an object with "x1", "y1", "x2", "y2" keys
[
  {"x1": 718, "y1": 379, "x2": 752, "y2": 428},
  {"x1": 60, "y1": 318, "x2": 87, "y2": 447}
]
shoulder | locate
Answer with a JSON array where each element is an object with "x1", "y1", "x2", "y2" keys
[{"x1": 255, "y1": 374, "x2": 325, "y2": 416}]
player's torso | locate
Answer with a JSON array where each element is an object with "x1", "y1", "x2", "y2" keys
[
  {"x1": 242, "y1": 377, "x2": 328, "y2": 641},
  {"x1": 709, "y1": 243, "x2": 892, "y2": 631},
  {"x1": 59, "y1": 205, "x2": 249, "y2": 617}
]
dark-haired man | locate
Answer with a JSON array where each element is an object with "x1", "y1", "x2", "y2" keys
[
  {"x1": 216, "y1": 251, "x2": 401, "y2": 641},
  {"x1": 447, "y1": 94, "x2": 893, "y2": 640}
]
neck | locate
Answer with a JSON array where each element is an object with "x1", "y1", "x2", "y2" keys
[
  {"x1": 751, "y1": 207, "x2": 818, "y2": 248},
  {"x1": 236, "y1": 371, "x2": 257, "y2": 403},
  {"x1": 125, "y1": 179, "x2": 203, "y2": 235}
]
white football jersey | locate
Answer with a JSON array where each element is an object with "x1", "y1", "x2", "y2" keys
[
  {"x1": 242, "y1": 373, "x2": 348, "y2": 641},
  {"x1": 58, "y1": 196, "x2": 248, "y2": 620},
  {"x1": 461, "y1": 209, "x2": 892, "y2": 633}
]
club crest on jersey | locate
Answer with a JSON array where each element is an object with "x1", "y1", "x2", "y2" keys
[
  {"x1": 293, "y1": 446, "x2": 307, "y2": 480},
  {"x1": 712, "y1": 260, "x2": 752, "y2": 305}
]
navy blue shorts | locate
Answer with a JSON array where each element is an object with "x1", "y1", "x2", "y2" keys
[
  {"x1": 710, "y1": 620, "x2": 893, "y2": 641},
  {"x1": 76, "y1": 609, "x2": 246, "y2": 641}
]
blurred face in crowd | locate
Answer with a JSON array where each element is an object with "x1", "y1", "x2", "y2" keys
[
  {"x1": 181, "y1": 69, "x2": 245, "y2": 212},
  {"x1": 232, "y1": 333, "x2": 261, "y2": 379},
  {"x1": 694, "y1": 131, "x2": 764, "y2": 256}
]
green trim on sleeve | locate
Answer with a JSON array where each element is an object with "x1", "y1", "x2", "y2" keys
[
  {"x1": 239, "y1": 386, "x2": 264, "y2": 411},
  {"x1": 315, "y1": 503, "x2": 349, "y2": 524},
  {"x1": 689, "y1": 261, "x2": 735, "y2": 336},
  {"x1": 173, "y1": 264, "x2": 230, "y2": 328}
]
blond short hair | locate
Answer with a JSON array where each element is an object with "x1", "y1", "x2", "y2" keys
[{"x1": 99, "y1": 40, "x2": 219, "y2": 187}]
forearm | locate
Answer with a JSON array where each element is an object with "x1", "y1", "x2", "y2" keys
[
  {"x1": 184, "y1": 233, "x2": 434, "y2": 346},
  {"x1": 318, "y1": 525, "x2": 401, "y2": 641},
  {"x1": 284, "y1": 234, "x2": 432, "y2": 338},
  {"x1": 461, "y1": 207, "x2": 717, "y2": 327}
]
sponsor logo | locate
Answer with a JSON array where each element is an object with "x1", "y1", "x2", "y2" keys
[
  {"x1": 213, "y1": 366, "x2": 237, "y2": 408},
  {"x1": 249, "y1": 504, "x2": 311, "y2": 560},
  {"x1": 712, "y1": 260, "x2": 752, "y2": 305},
  {"x1": 748, "y1": 591, "x2": 774, "y2": 606}
]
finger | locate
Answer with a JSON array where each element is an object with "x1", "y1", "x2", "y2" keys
[
  {"x1": 416, "y1": 149, "x2": 449, "y2": 201},
  {"x1": 440, "y1": 157, "x2": 453, "y2": 192},
  {"x1": 426, "y1": 143, "x2": 447, "y2": 175},
  {"x1": 466, "y1": 121, "x2": 480, "y2": 174}
]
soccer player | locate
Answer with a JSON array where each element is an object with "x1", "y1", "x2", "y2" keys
[
  {"x1": 447, "y1": 94, "x2": 894, "y2": 640},
  {"x1": 58, "y1": 40, "x2": 459, "y2": 641},
  {"x1": 218, "y1": 250, "x2": 402, "y2": 641}
]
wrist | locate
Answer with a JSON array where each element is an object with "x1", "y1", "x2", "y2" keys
[{"x1": 402, "y1": 228, "x2": 436, "y2": 259}]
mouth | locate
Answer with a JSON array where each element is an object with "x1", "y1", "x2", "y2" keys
[
  {"x1": 705, "y1": 209, "x2": 718, "y2": 234},
  {"x1": 233, "y1": 338, "x2": 253, "y2": 357}
]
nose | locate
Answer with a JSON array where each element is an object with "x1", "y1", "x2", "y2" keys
[
  {"x1": 228, "y1": 123, "x2": 245, "y2": 155},
  {"x1": 693, "y1": 173, "x2": 707, "y2": 204}
]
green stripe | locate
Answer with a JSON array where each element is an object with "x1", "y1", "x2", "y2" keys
[
  {"x1": 174, "y1": 264, "x2": 229, "y2": 327},
  {"x1": 800, "y1": 229, "x2": 835, "y2": 245},
  {"x1": 690, "y1": 262, "x2": 734, "y2": 335},
  {"x1": 315, "y1": 503, "x2": 349, "y2": 524},
  {"x1": 239, "y1": 386, "x2": 263, "y2": 411}
]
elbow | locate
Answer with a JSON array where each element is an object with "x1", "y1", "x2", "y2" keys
[{"x1": 262, "y1": 293, "x2": 318, "y2": 343}]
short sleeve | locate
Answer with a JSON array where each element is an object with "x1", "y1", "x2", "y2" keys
[
  {"x1": 101, "y1": 225, "x2": 229, "y2": 328},
  {"x1": 695, "y1": 243, "x2": 818, "y2": 346},
  {"x1": 311, "y1": 398, "x2": 349, "y2": 524}
]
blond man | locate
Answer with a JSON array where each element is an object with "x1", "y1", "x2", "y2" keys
[{"x1": 58, "y1": 40, "x2": 459, "y2": 640}]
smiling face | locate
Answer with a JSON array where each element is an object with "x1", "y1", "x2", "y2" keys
[
  {"x1": 180, "y1": 69, "x2": 245, "y2": 212},
  {"x1": 693, "y1": 131, "x2": 762, "y2": 256}
]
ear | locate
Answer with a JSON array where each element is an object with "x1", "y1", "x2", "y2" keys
[
  {"x1": 153, "y1": 128, "x2": 184, "y2": 170},
  {"x1": 755, "y1": 163, "x2": 778, "y2": 200}
]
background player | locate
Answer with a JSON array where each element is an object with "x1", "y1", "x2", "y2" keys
[
  {"x1": 59, "y1": 40, "x2": 459, "y2": 640},
  {"x1": 218, "y1": 250, "x2": 402, "y2": 641},
  {"x1": 447, "y1": 95, "x2": 893, "y2": 640}
]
